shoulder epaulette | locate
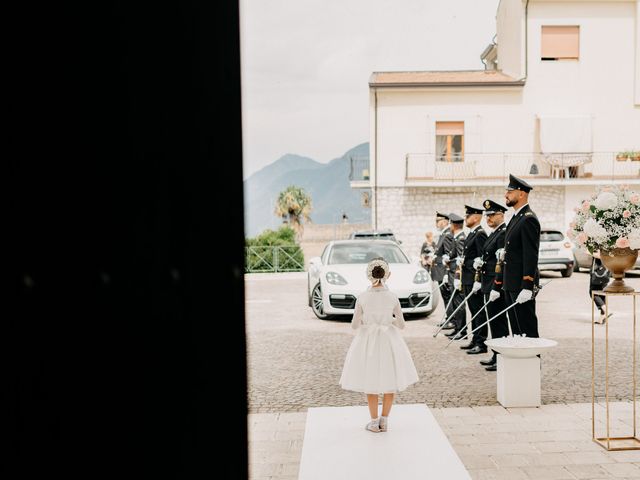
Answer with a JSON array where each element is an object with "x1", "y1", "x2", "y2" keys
[{"x1": 525, "y1": 212, "x2": 534, "y2": 216}]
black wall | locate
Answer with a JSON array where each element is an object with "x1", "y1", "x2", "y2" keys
[{"x1": 6, "y1": 2, "x2": 247, "y2": 478}]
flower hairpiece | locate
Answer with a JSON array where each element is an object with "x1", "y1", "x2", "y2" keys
[{"x1": 366, "y1": 257, "x2": 390, "y2": 282}]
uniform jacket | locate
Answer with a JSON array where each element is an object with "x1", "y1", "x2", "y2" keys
[
  {"x1": 461, "y1": 225, "x2": 487, "y2": 285},
  {"x1": 431, "y1": 227, "x2": 453, "y2": 282},
  {"x1": 480, "y1": 222, "x2": 506, "y2": 294},
  {"x1": 503, "y1": 204, "x2": 541, "y2": 291},
  {"x1": 447, "y1": 230, "x2": 466, "y2": 281}
]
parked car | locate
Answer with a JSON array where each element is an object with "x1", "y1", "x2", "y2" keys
[
  {"x1": 538, "y1": 229, "x2": 575, "y2": 277},
  {"x1": 307, "y1": 240, "x2": 438, "y2": 319},
  {"x1": 572, "y1": 243, "x2": 592, "y2": 272},
  {"x1": 349, "y1": 229, "x2": 400, "y2": 244},
  {"x1": 573, "y1": 242, "x2": 640, "y2": 272}
]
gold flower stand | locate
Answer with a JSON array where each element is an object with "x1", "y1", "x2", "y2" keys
[{"x1": 591, "y1": 290, "x2": 640, "y2": 451}]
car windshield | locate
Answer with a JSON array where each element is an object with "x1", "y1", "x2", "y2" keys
[
  {"x1": 328, "y1": 243, "x2": 409, "y2": 265},
  {"x1": 540, "y1": 231, "x2": 565, "y2": 242}
]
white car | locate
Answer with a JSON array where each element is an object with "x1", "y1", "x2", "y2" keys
[
  {"x1": 307, "y1": 240, "x2": 439, "y2": 319},
  {"x1": 538, "y1": 229, "x2": 575, "y2": 277}
]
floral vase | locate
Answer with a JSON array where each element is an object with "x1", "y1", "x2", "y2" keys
[{"x1": 600, "y1": 247, "x2": 639, "y2": 293}]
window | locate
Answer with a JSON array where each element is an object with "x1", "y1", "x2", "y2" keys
[
  {"x1": 541, "y1": 26, "x2": 579, "y2": 61},
  {"x1": 436, "y1": 121, "x2": 464, "y2": 162}
]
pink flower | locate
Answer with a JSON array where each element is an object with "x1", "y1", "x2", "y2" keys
[
  {"x1": 630, "y1": 194, "x2": 640, "y2": 204},
  {"x1": 623, "y1": 210, "x2": 631, "y2": 218},
  {"x1": 616, "y1": 237, "x2": 630, "y2": 248},
  {"x1": 569, "y1": 222, "x2": 576, "y2": 228},
  {"x1": 581, "y1": 201, "x2": 591, "y2": 212},
  {"x1": 577, "y1": 232, "x2": 587, "y2": 245},
  {"x1": 567, "y1": 229, "x2": 575, "y2": 239}
]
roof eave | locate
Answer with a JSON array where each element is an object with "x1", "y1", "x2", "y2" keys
[{"x1": 368, "y1": 80, "x2": 526, "y2": 88}]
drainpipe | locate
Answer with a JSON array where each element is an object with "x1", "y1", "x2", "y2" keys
[
  {"x1": 373, "y1": 87, "x2": 378, "y2": 230},
  {"x1": 522, "y1": 0, "x2": 530, "y2": 81}
]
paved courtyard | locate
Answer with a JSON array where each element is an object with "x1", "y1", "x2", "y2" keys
[
  {"x1": 247, "y1": 270, "x2": 640, "y2": 413},
  {"x1": 246, "y1": 270, "x2": 640, "y2": 479}
]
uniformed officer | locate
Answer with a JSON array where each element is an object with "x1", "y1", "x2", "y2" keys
[
  {"x1": 479, "y1": 199, "x2": 509, "y2": 371},
  {"x1": 459, "y1": 205, "x2": 488, "y2": 354},
  {"x1": 432, "y1": 212, "x2": 454, "y2": 326},
  {"x1": 444, "y1": 213, "x2": 466, "y2": 338},
  {"x1": 502, "y1": 174, "x2": 541, "y2": 338}
]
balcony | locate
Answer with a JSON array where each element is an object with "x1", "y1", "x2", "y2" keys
[
  {"x1": 348, "y1": 155, "x2": 371, "y2": 188},
  {"x1": 350, "y1": 153, "x2": 640, "y2": 187},
  {"x1": 407, "y1": 152, "x2": 640, "y2": 186}
]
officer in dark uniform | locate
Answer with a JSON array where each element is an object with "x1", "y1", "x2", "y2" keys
[
  {"x1": 432, "y1": 212, "x2": 454, "y2": 326},
  {"x1": 459, "y1": 205, "x2": 488, "y2": 354},
  {"x1": 480, "y1": 199, "x2": 509, "y2": 371},
  {"x1": 502, "y1": 174, "x2": 541, "y2": 338},
  {"x1": 444, "y1": 213, "x2": 466, "y2": 337}
]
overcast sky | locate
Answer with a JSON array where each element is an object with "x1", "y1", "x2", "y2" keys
[{"x1": 240, "y1": 0, "x2": 500, "y2": 178}]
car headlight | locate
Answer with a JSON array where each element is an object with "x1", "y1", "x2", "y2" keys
[
  {"x1": 326, "y1": 272, "x2": 348, "y2": 285},
  {"x1": 413, "y1": 270, "x2": 429, "y2": 284}
]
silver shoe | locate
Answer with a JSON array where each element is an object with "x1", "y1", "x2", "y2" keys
[{"x1": 365, "y1": 419, "x2": 380, "y2": 433}]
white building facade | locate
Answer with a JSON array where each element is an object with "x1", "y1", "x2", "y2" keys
[{"x1": 353, "y1": 0, "x2": 640, "y2": 257}]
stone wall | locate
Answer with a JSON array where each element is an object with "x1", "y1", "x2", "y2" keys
[{"x1": 375, "y1": 186, "x2": 565, "y2": 258}]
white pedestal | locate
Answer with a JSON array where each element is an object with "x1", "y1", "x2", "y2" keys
[{"x1": 496, "y1": 354, "x2": 541, "y2": 407}]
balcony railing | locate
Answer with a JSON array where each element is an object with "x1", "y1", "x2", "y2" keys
[
  {"x1": 349, "y1": 155, "x2": 370, "y2": 181},
  {"x1": 404, "y1": 152, "x2": 639, "y2": 183}
]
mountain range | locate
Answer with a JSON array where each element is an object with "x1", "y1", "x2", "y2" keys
[{"x1": 244, "y1": 143, "x2": 371, "y2": 237}]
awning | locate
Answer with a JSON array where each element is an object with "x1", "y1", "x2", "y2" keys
[{"x1": 538, "y1": 115, "x2": 592, "y2": 153}]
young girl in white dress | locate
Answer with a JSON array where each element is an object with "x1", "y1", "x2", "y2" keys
[{"x1": 339, "y1": 257, "x2": 419, "y2": 433}]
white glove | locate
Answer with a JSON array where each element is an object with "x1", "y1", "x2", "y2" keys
[
  {"x1": 489, "y1": 290, "x2": 500, "y2": 302},
  {"x1": 441, "y1": 275, "x2": 448, "y2": 285},
  {"x1": 495, "y1": 248, "x2": 505, "y2": 262},
  {"x1": 455, "y1": 257, "x2": 463, "y2": 266},
  {"x1": 472, "y1": 281, "x2": 482, "y2": 293},
  {"x1": 473, "y1": 257, "x2": 484, "y2": 270},
  {"x1": 454, "y1": 279, "x2": 461, "y2": 289},
  {"x1": 442, "y1": 254, "x2": 450, "y2": 263},
  {"x1": 516, "y1": 289, "x2": 533, "y2": 304}
]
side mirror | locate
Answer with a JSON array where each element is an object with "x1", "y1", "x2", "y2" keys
[{"x1": 308, "y1": 256, "x2": 322, "y2": 273}]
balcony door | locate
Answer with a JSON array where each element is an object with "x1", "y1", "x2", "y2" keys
[{"x1": 436, "y1": 121, "x2": 464, "y2": 162}]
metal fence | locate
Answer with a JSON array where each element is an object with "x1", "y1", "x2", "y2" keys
[{"x1": 245, "y1": 245, "x2": 305, "y2": 273}]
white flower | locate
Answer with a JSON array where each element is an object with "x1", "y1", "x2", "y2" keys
[
  {"x1": 583, "y1": 218, "x2": 608, "y2": 240},
  {"x1": 594, "y1": 191, "x2": 618, "y2": 210},
  {"x1": 629, "y1": 232, "x2": 640, "y2": 250}
]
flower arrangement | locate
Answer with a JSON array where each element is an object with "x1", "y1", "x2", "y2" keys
[{"x1": 569, "y1": 185, "x2": 640, "y2": 254}]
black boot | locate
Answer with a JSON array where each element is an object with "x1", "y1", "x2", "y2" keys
[{"x1": 480, "y1": 354, "x2": 496, "y2": 366}]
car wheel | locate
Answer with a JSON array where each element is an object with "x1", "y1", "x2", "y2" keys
[
  {"x1": 311, "y1": 283, "x2": 332, "y2": 320},
  {"x1": 562, "y1": 266, "x2": 573, "y2": 278},
  {"x1": 573, "y1": 256, "x2": 580, "y2": 272}
]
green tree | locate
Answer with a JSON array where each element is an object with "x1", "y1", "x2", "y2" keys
[{"x1": 274, "y1": 185, "x2": 312, "y2": 238}]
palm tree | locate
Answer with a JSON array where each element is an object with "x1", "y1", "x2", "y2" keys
[{"x1": 274, "y1": 185, "x2": 312, "y2": 238}]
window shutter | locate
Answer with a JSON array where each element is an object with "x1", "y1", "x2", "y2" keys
[
  {"x1": 541, "y1": 26, "x2": 579, "y2": 59},
  {"x1": 435, "y1": 121, "x2": 464, "y2": 136}
]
